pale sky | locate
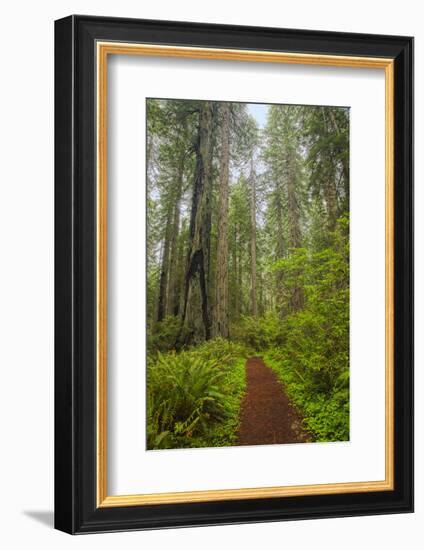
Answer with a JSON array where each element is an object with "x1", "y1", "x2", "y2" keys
[{"x1": 247, "y1": 103, "x2": 269, "y2": 128}]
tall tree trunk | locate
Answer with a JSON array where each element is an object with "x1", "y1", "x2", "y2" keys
[
  {"x1": 328, "y1": 108, "x2": 349, "y2": 187},
  {"x1": 324, "y1": 177, "x2": 337, "y2": 230},
  {"x1": 287, "y1": 150, "x2": 304, "y2": 312},
  {"x1": 166, "y1": 156, "x2": 184, "y2": 316},
  {"x1": 287, "y1": 156, "x2": 302, "y2": 250},
  {"x1": 321, "y1": 107, "x2": 338, "y2": 229},
  {"x1": 275, "y1": 193, "x2": 285, "y2": 318},
  {"x1": 157, "y1": 203, "x2": 173, "y2": 322},
  {"x1": 238, "y1": 228, "x2": 243, "y2": 316},
  {"x1": 214, "y1": 103, "x2": 230, "y2": 338},
  {"x1": 232, "y1": 222, "x2": 239, "y2": 320},
  {"x1": 174, "y1": 218, "x2": 187, "y2": 317},
  {"x1": 258, "y1": 269, "x2": 264, "y2": 316},
  {"x1": 250, "y1": 157, "x2": 258, "y2": 318},
  {"x1": 180, "y1": 102, "x2": 214, "y2": 342}
]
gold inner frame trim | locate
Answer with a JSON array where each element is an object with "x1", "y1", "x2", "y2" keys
[{"x1": 96, "y1": 41, "x2": 395, "y2": 508}]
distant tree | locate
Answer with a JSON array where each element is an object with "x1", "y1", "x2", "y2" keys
[{"x1": 214, "y1": 102, "x2": 231, "y2": 338}]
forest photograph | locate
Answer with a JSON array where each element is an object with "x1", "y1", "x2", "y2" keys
[{"x1": 146, "y1": 98, "x2": 350, "y2": 451}]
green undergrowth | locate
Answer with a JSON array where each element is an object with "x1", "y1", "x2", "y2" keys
[
  {"x1": 147, "y1": 338, "x2": 248, "y2": 450},
  {"x1": 265, "y1": 351, "x2": 349, "y2": 443},
  {"x1": 232, "y1": 222, "x2": 350, "y2": 444}
]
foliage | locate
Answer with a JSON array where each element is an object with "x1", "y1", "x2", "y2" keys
[
  {"x1": 232, "y1": 312, "x2": 284, "y2": 351},
  {"x1": 266, "y1": 353, "x2": 349, "y2": 442},
  {"x1": 146, "y1": 98, "x2": 350, "y2": 448},
  {"x1": 147, "y1": 339, "x2": 248, "y2": 449},
  {"x1": 147, "y1": 315, "x2": 181, "y2": 352},
  {"x1": 264, "y1": 217, "x2": 350, "y2": 441}
]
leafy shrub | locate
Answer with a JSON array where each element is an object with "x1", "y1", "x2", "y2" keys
[
  {"x1": 266, "y1": 353, "x2": 349, "y2": 442},
  {"x1": 263, "y1": 219, "x2": 350, "y2": 442},
  {"x1": 147, "y1": 339, "x2": 247, "y2": 449},
  {"x1": 148, "y1": 217, "x2": 350, "y2": 446},
  {"x1": 147, "y1": 315, "x2": 180, "y2": 352},
  {"x1": 233, "y1": 312, "x2": 284, "y2": 350},
  {"x1": 194, "y1": 337, "x2": 252, "y2": 362}
]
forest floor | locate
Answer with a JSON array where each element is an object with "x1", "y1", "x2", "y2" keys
[{"x1": 237, "y1": 357, "x2": 310, "y2": 446}]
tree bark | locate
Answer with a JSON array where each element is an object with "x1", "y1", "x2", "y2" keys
[
  {"x1": 180, "y1": 102, "x2": 214, "y2": 342},
  {"x1": 250, "y1": 157, "x2": 258, "y2": 318},
  {"x1": 321, "y1": 107, "x2": 338, "y2": 229},
  {"x1": 275, "y1": 193, "x2": 285, "y2": 318},
  {"x1": 328, "y1": 108, "x2": 349, "y2": 209},
  {"x1": 286, "y1": 149, "x2": 304, "y2": 312},
  {"x1": 214, "y1": 103, "x2": 230, "y2": 338},
  {"x1": 238, "y1": 229, "x2": 243, "y2": 316},
  {"x1": 232, "y1": 222, "x2": 239, "y2": 320},
  {"x1": 156, "y1": 203, "x2": 173, "y2": 322},
  {"x1": 174, "y1": 218, "x2": 187, "y2": 317},
  {"x1": 166, "y1": 156, "x2": 184, "y2": 316},
  {"x1": 286, "y1": 154, "x2": 302, "y2": 250}
]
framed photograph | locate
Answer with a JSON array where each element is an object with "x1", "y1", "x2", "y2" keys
[{"x1": 54, "y1": 15, "x2": 413, "y2": 534}]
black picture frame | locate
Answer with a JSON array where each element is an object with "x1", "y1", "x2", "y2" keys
[{"x1": 55, "y1": 14, "x2": 414, "y2": 534}]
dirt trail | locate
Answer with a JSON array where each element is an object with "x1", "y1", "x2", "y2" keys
[{"x1": 237, "y1": 357, "x2": 309, "y2": 446}]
